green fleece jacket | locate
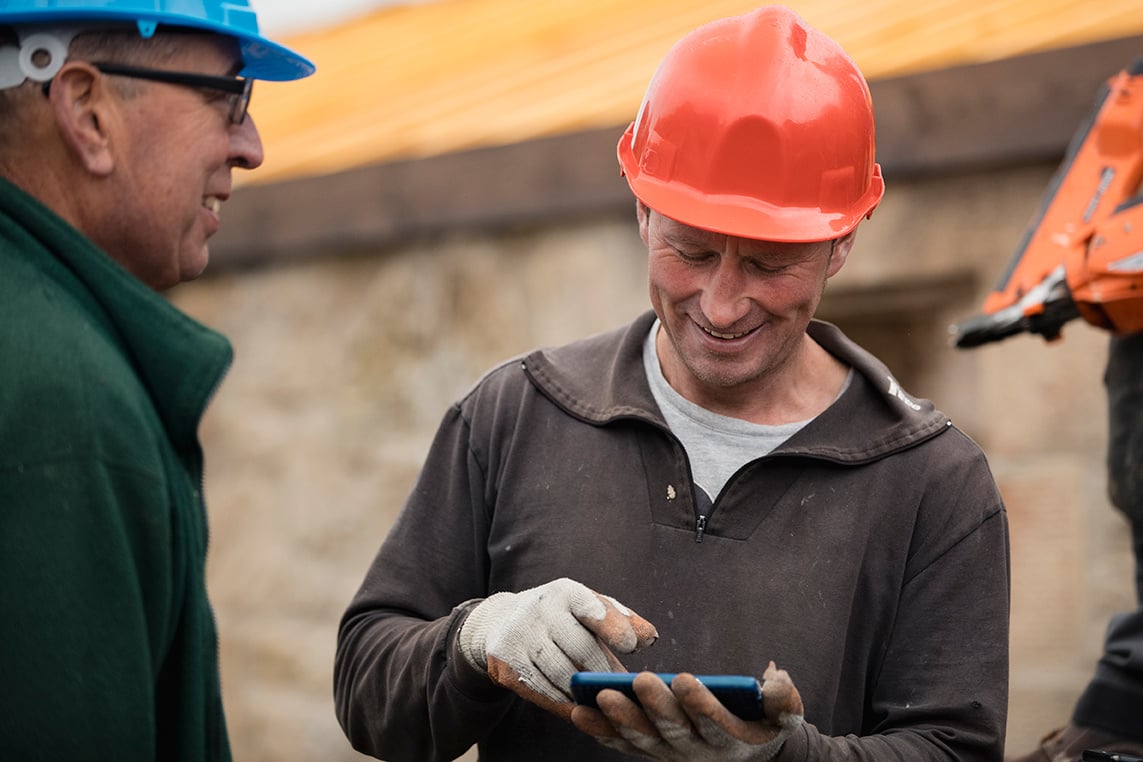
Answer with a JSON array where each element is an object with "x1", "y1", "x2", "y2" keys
[{"x1": 0, "y1": 178, "x2": 233, "y2": 761}]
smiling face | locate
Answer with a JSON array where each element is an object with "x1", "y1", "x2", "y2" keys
[
  {"x1": 79, "y1": 32, "x2": 264, "y2": 290},
  {"x1": 640, "y1": 204, "x2": 852, "y2": 415}
]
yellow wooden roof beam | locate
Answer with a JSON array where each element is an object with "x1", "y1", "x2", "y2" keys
[{"x1": 245, "y1": 0, "x2": 1143, "y2": 186}]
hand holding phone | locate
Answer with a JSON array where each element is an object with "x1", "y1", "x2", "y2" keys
[
  {"x1": 570, "y1": 671, "x2": 767, "y2": 720},
  {"x1": 570, "y1": 663, "x2": 804, "y2": 759}
]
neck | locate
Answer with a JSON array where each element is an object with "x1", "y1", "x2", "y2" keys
[{"x1": 656, "y1": 325, "x2": 848, "y2": 425}]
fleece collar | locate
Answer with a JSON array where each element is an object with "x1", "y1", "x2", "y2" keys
[{"x1": 522, "y1": 310, "x2": 950, "y2": 464}]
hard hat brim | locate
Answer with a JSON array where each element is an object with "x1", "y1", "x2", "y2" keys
[
  {"x1": 617, "y1": 122, "x2": 884, "y2": 243},
  {"x1": 0, "y1": 8, "x2": 314, "y2": 81}
]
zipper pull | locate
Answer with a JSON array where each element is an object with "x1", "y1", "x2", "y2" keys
[{"x1": 694, "y1": 514, "x2": 707, "y2": 543}]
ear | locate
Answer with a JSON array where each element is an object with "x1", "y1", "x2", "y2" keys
[
  {"x1": 636, "y1": 200, "x2": 651, "y2": 247},
  {"x1": 47, "y1": 62, "x2": 116, "y2": 177},
  {"x1": 826, "y1": 229, "x2": 858, "y2": 277}
]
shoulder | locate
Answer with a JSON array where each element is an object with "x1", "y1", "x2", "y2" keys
[
  {"x1": 461, "y1": 313, "x2": 654, "y2": 407},
  {"x1": 450, "y1": 313, "x2": 660, "y2": 434},
  {"x1": 0, "y1": 297, "x2": 160, "y2": 471}
]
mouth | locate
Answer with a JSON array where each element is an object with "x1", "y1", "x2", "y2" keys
[
  {"x1": 701, "y1": 325, "x2": 756, "y2": 340},
  {"x1": 204, "y1": 196, "x2": 222, "y2": 215}
]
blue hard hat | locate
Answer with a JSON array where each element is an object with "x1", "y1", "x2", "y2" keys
[{"x1": 0, "y1": 0, "x2": 314, "y2": 81}]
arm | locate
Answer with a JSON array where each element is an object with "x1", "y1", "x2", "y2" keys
[
  {"x1": 0, "y1": 459, "x2": 172, "y2": 760},
  {"x1": 333, "y1": 403, "x2": 656, "y2": 760},
  {"x1": 1106, "y1": 331, "x2": 1143, "y2": 521},
  {"x1": 790, "y1": 527, "x2": 1010, "y2": 761},
  {"x1": 334, "y1": 404, "x2": 508, "y2": 761},
  {"x1": 791, "y1": 444, "x2": 1010, "y2": 761}
]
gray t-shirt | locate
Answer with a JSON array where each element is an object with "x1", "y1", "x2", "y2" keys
[{"x1": 643, "y1": 320, "x2": 850, "y2": 502}]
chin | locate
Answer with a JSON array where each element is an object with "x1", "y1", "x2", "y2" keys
[{"x1": 179, "y1": 248, "x2": 211, "y2": 284}]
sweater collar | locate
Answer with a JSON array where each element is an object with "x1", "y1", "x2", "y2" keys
[
  {"x1": 0, "y1": 177, "x2": 233, "y2": 446},
  {"x1": 523, "y1": 310, "x2": 950, "y2": 462}
]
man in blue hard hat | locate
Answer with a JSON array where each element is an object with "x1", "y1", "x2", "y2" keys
[{"x1": 0, "y1": 2, "x2": 312, "y2": 759}]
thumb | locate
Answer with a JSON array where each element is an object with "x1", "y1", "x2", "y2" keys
[{"x1": 762, "y1": 660, "x2": 805, "y2": 721}]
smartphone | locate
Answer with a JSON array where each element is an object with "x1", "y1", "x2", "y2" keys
[
  {"x1": 1082, "y1": 752, "x2": 1143, "y2": 762},
  {"x1": 570, "y1": 671, "x2": 766, "y2": 721}
]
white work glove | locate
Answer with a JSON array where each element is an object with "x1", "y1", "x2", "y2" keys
[
  {"x1": 570, "y1": 661, "x2": 805, "y2": 761},
  {"x1": 457, "y1": 577, "x2": 658, "y2": 720}
]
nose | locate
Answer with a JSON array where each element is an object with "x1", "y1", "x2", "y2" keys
[
  {"x1": 701, "y1": 258, "x2": 751, "y2": 328},
  {"x1": 229, "y1": 113, "x2": 265, "y2": 170}
]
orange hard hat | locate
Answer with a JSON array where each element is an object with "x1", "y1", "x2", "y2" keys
[{"x1": 617, "y1": 5, "x2": 885, "y2": 243}]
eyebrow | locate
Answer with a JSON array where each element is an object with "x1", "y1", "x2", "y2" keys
[{"x1": 665, "y1": 229, "x2": 720, "y2": 250}]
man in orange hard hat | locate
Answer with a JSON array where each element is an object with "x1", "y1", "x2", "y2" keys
[{"x1": 335, "y1": 6, "x2": 1010, "y2": 760}]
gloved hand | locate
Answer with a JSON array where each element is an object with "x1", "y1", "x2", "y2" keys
[
  {"x1": 570, "y1": 661, "x2": 804, "y2": 761},
  {"x1": 457, "y1": 577, "x2": 659, "y2": 720}
]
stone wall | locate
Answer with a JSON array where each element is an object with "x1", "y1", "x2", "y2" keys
[{"x1": 170, "y1": 162, "x2": 1136, "y2": 759}]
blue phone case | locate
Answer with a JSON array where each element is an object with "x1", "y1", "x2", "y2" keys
[{"x1": 570, "y1": 671, "x2": 766, "y2": 720}]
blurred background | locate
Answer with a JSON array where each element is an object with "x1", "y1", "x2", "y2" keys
[{"x1": 177, "y1": 0, "x2": 1143, "y2": 758}]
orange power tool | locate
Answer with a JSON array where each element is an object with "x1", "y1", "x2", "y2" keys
[{"x1": 952, "y1": 59, "x2": 1143, "y2": 349}]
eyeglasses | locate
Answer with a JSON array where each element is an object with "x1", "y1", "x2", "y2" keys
[{"x1": 91, "y1": 62, "x2": 253, "y2": 125}]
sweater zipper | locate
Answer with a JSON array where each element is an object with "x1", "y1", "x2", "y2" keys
[{"x1": 694, "y1": 514, "x2": 708, "y2": 543}]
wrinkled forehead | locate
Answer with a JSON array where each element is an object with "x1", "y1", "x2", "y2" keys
[{"x1": 651, "y1": 207, "x2": 830, "y2": 259}]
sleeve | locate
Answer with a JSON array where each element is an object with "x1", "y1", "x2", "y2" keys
[
  {"x1": 1105, "y1": 331, "x2": 1143, "y2": 520},
  {"x1": 0, "y1": 457, "x2": 173, "y2": 760},
  {"x1": 784, "y1": 439, "x2": 1011, "y2": 761},
  {"x1": 333, "y1": 401, "x2": 516, "y2": 762}
]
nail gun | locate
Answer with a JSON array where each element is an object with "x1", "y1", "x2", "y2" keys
[{"x1": 951, "y1": 58, "x2": 1143, "y2": 349}]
